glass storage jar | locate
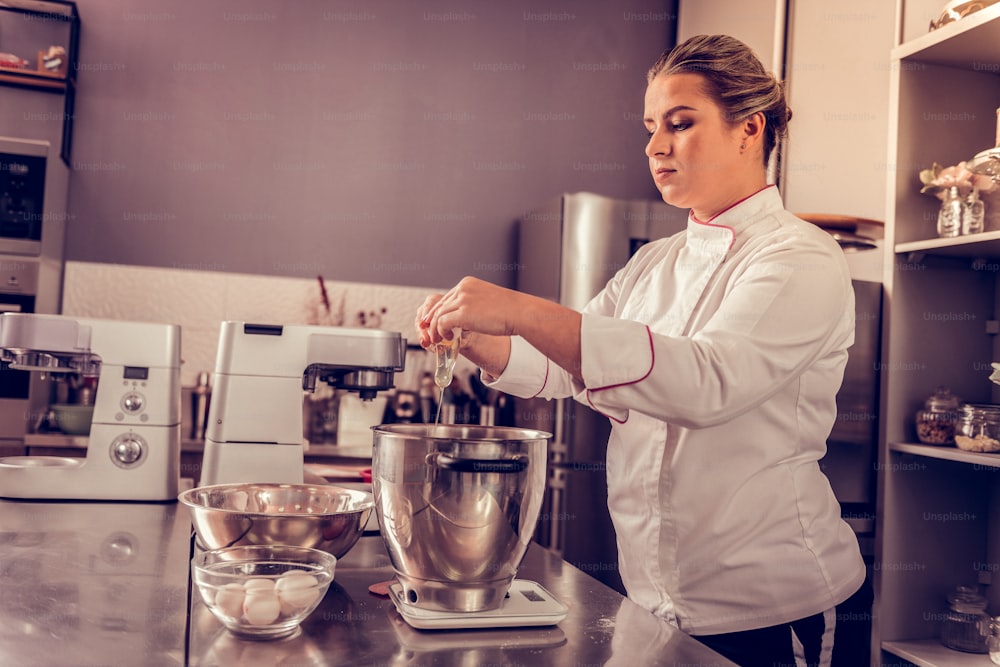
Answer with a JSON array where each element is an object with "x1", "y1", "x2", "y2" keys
[
  {"x1": 915, "y1": 386, "x2": 960, "y2": 445},
  {"x1": 955, "y1": 403, "x2": 1000, "y2": 453},
  {"x1": 941, "y1": 585, "x2": 990, "y2": 653},
  {"x1": 991, "y1": 616, "x2": 1000, "y2": 664}
]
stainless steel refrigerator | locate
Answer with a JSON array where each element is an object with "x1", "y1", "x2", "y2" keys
[{"x1": 514, "y1": 191, "x2": 688, "y2": 594}]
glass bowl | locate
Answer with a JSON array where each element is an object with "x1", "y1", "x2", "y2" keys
[{"x1": 192, "y1": 544, "x2": 336, "y2": 640}]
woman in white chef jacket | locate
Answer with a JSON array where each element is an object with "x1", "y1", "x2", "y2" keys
[{"x1": 416, "y1": 34, "x2": 872, "y2": 667}]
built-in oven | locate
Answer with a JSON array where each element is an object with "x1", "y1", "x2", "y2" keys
[
  {"x1": 0, "y1": 138, "x2": 69, "y2": 447},
  {"x1": 0, "y1": 144, "x2": 47, "y2": 257}
]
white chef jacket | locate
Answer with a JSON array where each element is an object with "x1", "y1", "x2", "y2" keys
[{"x1": 490, "y1": 186, "x2": 866, "y2": 635}]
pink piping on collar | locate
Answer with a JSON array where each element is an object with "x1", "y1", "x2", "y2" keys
[{"x1": 688, "y1": 185, "x2": 774, "y2": 252}]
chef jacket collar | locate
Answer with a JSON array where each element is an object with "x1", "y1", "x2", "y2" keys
[{"x1": 686, "y1": 185, "x2": 780, "y2": 253}]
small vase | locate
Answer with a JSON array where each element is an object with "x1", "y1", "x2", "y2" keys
[
  {"x1": 937, "y1": 186, "x2": 963, "y2": 238},
  {"x1": 964, "y1": 189, "x2": 985, "y2": 235}
]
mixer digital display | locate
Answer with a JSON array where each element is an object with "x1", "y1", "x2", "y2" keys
[{"x1": 123, "y1": 366, "x2": 149, "y2": 380}]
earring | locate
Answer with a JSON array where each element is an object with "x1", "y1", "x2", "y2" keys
[{"x1": 740, "y1": 142, "x2": 746, "y2": 150}]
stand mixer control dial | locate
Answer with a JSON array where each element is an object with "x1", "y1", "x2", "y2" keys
[
  {"x1": 121, "y1": 391, "x2": 145, "y2": 414},
  {"x1": 110, "y1": 433, "x2": 146, "y2": 468}
]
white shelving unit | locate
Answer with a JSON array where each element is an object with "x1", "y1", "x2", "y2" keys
[{"x1": 877, "y1": 3, "x2": 1000, "y2": 666}]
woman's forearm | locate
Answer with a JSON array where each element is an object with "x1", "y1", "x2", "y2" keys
[
  {"x1": 514, "y1": 295, "x2": 583, "y2": 383},
  {"x1": 461, "y1": 296, "x2": 582, "y2": 384}
]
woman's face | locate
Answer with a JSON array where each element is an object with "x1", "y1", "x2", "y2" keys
[{"x1": 644, "y1": 72, "x2": 753, "y2": 220}]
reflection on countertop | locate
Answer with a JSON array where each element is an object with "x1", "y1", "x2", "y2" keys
[{"x1": 0, "y1": 499, "x2": 736, "y2": 667}]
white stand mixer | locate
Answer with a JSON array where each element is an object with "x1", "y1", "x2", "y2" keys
[
  {"x1": 200, "y1": 321, "x2": 406, "y2": 486},
  {"x1": 0, "y1": 313, "x2": 182, "y2": 501}
]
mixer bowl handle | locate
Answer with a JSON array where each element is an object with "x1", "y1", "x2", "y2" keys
[{"x1": 431, "y1": 453, "x2": 528, "y2": 474}]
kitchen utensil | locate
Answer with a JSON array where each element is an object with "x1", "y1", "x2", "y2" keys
[
  {"x1": 468, "y1": 371, "x2": 490, "y2": 405},
  {"x1": 371, "y1": 423, "x2": 550, "y2": 613},
  {"x1": 192, "y1": 544, "x2": 336, "y2": 640},
  {"x1": 178, "y1": 483, "x2": 373, "y2": 559},
  {"x1": 190, "y1": 371, "x2": 211, "y2": 440},
  {"x1": 387, "y1": 579, "x2": 568, "y2": 630},
  {"x1": 49, "y1": 403, "x2": 94, "y2": 435}
]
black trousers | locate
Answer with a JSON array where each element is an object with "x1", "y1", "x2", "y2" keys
[{"x1": 691, "y1": 576, "x2": 874, "y2": 667}]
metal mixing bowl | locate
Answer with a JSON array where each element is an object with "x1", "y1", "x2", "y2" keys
[
  {"x1": 372, "y1": 424, "x2": 550, "y2": 612},
  {"x1": 178, "y1": 483, "x2": 373, "y2": 558}
]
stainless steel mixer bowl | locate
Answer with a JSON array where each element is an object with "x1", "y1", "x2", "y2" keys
[
  {"x1": 178, "y1": 483, "x2": 373, "y2": 559},
  {"x1": 372, "y1": 423, "x2": 550, "y2": 613}
]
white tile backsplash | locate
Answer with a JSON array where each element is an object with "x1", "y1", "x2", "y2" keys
[{"x1": 62, "y1": 261, "x2": 441, "y2": 388}]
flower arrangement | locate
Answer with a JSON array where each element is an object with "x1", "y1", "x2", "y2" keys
[{"x1": 919, "y1": 161, "x2": 998, "y2": 201}]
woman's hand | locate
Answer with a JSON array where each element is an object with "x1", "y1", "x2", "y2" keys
[
  {"x1": 415, "y1": 277, "x2": 522, "y2": 346},
  {"x1": 413, "y1": 293, "x2": 445, "y2": 349},
  {"x1": 414, "y1": 276, "x2": 583, "y2": 383}
]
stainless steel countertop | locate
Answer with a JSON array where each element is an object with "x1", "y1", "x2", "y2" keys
[{"x1": 0, "y1": 499, "x2": 735, "y2": 666}]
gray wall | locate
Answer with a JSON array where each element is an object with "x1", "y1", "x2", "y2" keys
[{"x1": 2, "y1": 0, "x2": 678, "y2": 289}]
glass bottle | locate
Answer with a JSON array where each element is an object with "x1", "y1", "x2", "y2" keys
[
  {"x1": 915, "y1": 386, "x2": 960, "y2": 445},
  {"x1": 941, "y1": 585, "x2": 990, "y2": 653},
  {"x1": 963, "y1": 189, "x2": 985, "y2": 235},
  {"x1": 937, "y1": 186, "x2": 963, "y2": 237}
]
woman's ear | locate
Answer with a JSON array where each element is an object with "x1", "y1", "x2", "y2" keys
[{"x1": 742, "y1": 111, "x2": 767, "y2": 148}]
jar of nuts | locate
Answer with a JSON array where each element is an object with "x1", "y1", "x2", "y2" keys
[
  {"x1": 915, "y1": 386, "x2": 960, "y2": 445},
  {"x1": 955, "y1": 404, "x2": 1000, "y2": 453}
]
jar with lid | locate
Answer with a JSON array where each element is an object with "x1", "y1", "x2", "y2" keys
[
  {"x1": 991, "y1": 616, "x2": 1000, "y2": 664},
  {"x1": 955, "y1": 403, "x2": 1000, "y2": 453},
  {"x1": 915, "y1": 386, "x2": 960, "y2": 445},
  {"x1": 941, "y1": 585, "x2": 990, "y2": 653}
]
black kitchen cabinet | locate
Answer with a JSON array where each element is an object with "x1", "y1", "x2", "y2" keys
[{"x1": 0, "y1": 0, "x2": 79, "y2": 163}]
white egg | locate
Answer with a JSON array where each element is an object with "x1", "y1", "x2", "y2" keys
[
  {"x1": 243, "y1": 588, "x2": 281, "y2": 625},
  {"x1": 213, "y1": 583, "x2": 245, "y2": 619},
  {"x1": 243, "y1": 577, "x2": 275, "y2": 592},
  {"x1": 275, "y1": 571, "x2": 320, "y2": 613}
]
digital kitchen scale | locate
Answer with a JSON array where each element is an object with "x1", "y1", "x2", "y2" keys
[{"x1": 387, "y1": 579, "x2": 569, "y2": 630}]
